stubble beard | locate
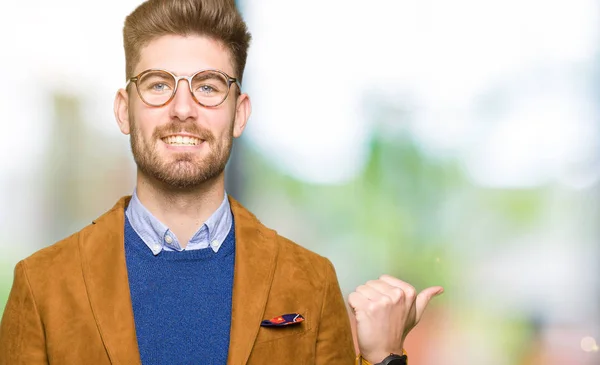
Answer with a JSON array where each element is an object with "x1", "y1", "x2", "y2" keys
[{"x1": 129, "y1": 116, "x2": 234, "y2": 190}]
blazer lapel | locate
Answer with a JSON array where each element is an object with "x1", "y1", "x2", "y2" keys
[
  {"x1": 79, "y1": 196, "x2": 141, "y2": 365},
  {"x1": 227, "y1": 197, "x2": 279, "y2": 365}
]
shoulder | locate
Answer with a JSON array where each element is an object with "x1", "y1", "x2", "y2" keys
[
  {"x1": 21, "y1": 226, "x2": 86, "y2": 278},
  {"x1": 230, "y1": 196, "x2": 334, "y2": 271},
  {"x1": 274, "y1": 233, "x2": 336, "y2": 280},
  {"x1": 229, "y1": 195, "x2": 337, "y2": 288},
  {"x1": 19, "y1": 196, "x2": 129, "y2": 282}
]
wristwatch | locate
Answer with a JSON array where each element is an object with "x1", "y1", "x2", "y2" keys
[
  {"x1": 375, "y1": 354, "x2": 407, "y2": 365},
  {"x1": 356, "y1": 350, "x2": 408, "y2": 365}
]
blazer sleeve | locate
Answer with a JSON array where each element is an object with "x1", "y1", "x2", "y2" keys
[
  {"x1": 0, "y1": 261, "x2": 48, "y2": 365},
  {"x1": 315, "y1": 259, "x2": 356, "y2": 365}
]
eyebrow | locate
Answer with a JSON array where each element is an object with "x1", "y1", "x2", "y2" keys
[
  {"x1": 150, "y1": 73, "x2": 174, "y2": 80},
  {"x1": 192, "y1": 72, "x2": 226, "y2": 81}
]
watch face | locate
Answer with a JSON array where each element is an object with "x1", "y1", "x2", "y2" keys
[
  {"x1": 382, "y1": 355, "x2": 408, "y2": 365},
  {"x1": 388, "y1": 359, "x2": 407, "y2": 365}
]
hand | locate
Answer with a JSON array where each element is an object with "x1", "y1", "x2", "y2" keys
[{"x1": 347, "y1": 275, "x2": 444, "y2": 364}]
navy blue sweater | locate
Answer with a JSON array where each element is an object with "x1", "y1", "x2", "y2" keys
[{"x1": 124, "y1": 217, "x2": 235, "y2": 365}]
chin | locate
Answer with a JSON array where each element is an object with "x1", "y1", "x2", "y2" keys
[{"x1": 158, "y1": 165, "x2": 224, "y2": 189}]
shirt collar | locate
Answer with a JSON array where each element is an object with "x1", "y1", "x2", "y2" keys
[{"x1": 125, "y1": 189, "x2": 232, "y2": 255}]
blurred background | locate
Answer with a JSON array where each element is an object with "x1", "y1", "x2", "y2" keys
[{"x1": 1, "y1": 0, "x2": 599, "y2": 364}]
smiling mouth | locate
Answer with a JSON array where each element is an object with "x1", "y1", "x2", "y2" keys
[{"x1": 162, "y1": 135, "x2": 203, "y2": 146}]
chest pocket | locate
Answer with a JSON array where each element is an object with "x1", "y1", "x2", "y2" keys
[{"x1": 254, "y1": 308, "x2": 311, "y2": 344}]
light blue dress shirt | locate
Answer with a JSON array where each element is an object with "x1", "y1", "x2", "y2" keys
[{"x1": 125, "y1": 189, "x2": 233, "y2": 256}]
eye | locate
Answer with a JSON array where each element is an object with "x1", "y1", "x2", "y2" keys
[
  {"x1": 151, "y1": 83, "x2": 169, "y2": 92},
  {"x1": 197, "y1": 84, "x2": 216, "y2": 94}
]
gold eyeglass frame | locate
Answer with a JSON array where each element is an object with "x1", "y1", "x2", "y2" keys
[{"x1": 126, "y1": 68, "x2": 241, "y2": 108}]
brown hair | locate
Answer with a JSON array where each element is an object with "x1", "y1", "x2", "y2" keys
[{"x1": 123, "y1": 0, "x2": 251, "y2": 82}]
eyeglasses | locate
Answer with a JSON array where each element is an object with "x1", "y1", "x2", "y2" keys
[{"x1": 126, "y1": 69, "x2": 241, "y2": 107}]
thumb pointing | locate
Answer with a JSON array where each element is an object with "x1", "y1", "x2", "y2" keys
[{"x1": 415, "y1": 286, "x2": 444, "y2": 323}]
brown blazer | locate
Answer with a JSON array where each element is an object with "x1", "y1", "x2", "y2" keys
[{"x1": 0, "y1": 196, "x2": 355, "y2": 364}]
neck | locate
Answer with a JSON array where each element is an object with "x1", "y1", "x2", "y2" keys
[{"x1": 135, "y1": 170, "x2": 226, "y2": 247}]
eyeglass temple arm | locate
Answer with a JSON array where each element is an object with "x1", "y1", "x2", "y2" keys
[
  {"x1": 231, "y1": 78, "x2": 242, "y2": 91},
  {"x1": 125, "y1": 77, "x2": 138, "y2": 88}
]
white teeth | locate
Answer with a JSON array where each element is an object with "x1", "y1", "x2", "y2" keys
[{"x1": 163, "y1": 136, "x2": 200, "y2": 146}]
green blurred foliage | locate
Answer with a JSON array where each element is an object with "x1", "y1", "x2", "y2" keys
[{"x1": 244, "y1": 128, "x2": 547, "y2": 290}]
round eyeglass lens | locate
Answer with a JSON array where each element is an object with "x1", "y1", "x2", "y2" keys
[
  {"x1": 137, "y1": 70, "x2": 177, "y2": 106},
  {"x1": 191, "y1": 71, "x2": 230, "y2": 106}
]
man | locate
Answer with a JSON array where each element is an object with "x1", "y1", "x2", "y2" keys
[{"x1": 0, "y1": 0, "x2": 442, "y2": 364}]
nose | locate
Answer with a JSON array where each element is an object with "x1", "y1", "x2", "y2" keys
[{"x1": 169, "y1": 78, "x2": 198, "y2": 121}]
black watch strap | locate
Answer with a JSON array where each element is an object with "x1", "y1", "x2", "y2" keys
[{"x1": 375, "y1": 354, "x2": 408, "y2": 365}]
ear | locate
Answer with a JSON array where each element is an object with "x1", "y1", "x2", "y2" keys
[
  {"x1": 232, "y1": 93, "x2": 251, "y2": 138},
  {"x1": 114, "y1": 88, "x2": 131, "y2": 135}
]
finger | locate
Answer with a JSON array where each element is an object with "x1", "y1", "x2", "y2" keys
[
  {"x1": 348, "y1": 291, "x2": 370, "y2": 311},
  {"x1": 365, "y1": 279, "x2": 395, "y2": 294},
  {"x1": 348, "y1": 291, "x2": 372, "y2": 324},
  {"x1": 414, "y1": 286, "x2": 444, "y2": 322},
  {"x1": 378, "y1": 275, "x2": 417, "y2": 300},
  {"x1": 355, "y1": 284, "x2": 386, "y2": 302},
  {"x1": 378, "y1": 275, "x2": 412, "y2": 290},
  {"x1": 365, "y1": 280, "x2": 405, "y2": 303}
]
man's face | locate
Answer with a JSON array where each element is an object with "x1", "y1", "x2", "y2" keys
[{"x1": 115, "y1": 35, "x2": 250, "y2": 189}]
